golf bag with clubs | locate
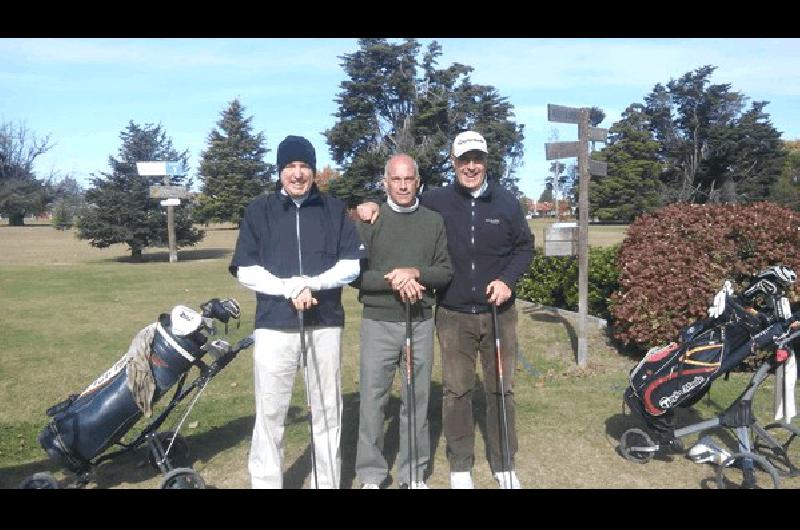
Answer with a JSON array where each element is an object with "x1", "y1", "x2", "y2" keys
[
  {"x1": 620, "y1": 265, "x2": 800, "y2": 487},
  {"x1": 36, "y1": 297, "x2": 246, "y2": 479}
]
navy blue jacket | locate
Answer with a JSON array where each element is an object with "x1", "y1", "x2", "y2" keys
[
  {"x1": 229, "y1": 184, "x2": 366, "y2": 330},
  {"x1": 421, "y1": 179, "x2": 534, "y2": 314}
]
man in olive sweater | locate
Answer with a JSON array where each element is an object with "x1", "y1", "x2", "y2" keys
[{"x1": 353, "y1": 154, "x2": 452, "y2": 489}]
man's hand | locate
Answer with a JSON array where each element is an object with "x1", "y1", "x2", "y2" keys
[
  {"x1": 398, "y1": 278, "x2": 426, "y2": 303},
  {"x1": 356, "y1": 202, "x2": 380, "y2": 224},
  {"x1": 292, "y1": 287, "x2": 319, "y2": 311},
  {"x1": 384, "y1": 268, "x2": 420, "y2": 290},
  {"x1": 487, "y1": 280, "x2": 512, "y2": 306}
]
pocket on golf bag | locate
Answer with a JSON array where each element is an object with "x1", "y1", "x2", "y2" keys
[{"x1": 629, "y1": 335, "x2": 723, "y2": 417}]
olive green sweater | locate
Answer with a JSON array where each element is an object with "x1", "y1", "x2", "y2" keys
[{"x1": 354, "y1": 203, "x2": 452, "y2": 322}]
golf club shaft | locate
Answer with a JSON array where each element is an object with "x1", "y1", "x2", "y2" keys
[
  {"x1": 405, "y1": 299, "x2": 416, "y2": 486},
  {"x1": 491, "y1": 303, "x2": 513, "y2": 486},
  {"x1": 298, "y1": 310, "x2": 319, "y2": 489}
]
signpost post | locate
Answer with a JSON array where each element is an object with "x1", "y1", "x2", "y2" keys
[
  {"x1": 545, "y1": 104, "x2": 607, "y2": 368},
  {"x1": 137, "y1": 161, "x2": 188, "y2": 264}
]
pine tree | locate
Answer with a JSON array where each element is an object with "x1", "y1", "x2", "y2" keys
[
  {"x1": 195, "y1": 100, "x2": 273, "y2": 225},
  {"x1": 589, "y1": 104, "x2": 662, "y2": 222},
  {"x1": 325, "y1": 39, "x2": 524, "y2": 207},
  {"x1": 77, "y1": 121, "x2": 203, "y2": 258}
]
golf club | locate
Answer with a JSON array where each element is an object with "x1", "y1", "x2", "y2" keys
[
  {"x1": 405, "y1": 299, "x2": 417, "y2": 488},
  {"x1": 298, "y1": 309, "x2": 319, "y2": 489},
  {"x1": 490, "y1": 299, "x2": 513, "y2": 489}
]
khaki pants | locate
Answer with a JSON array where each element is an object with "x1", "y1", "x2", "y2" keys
[
  {"x1": 249, "y1": 327, "x2": 342, "y2": 488},
  {"x1": 435, "y1": 306, "x2": 519, "y2": 473}
]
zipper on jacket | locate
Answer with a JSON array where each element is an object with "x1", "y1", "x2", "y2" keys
[{"x1": 295, "y1": 205, "x2": 303, "y2": 275}]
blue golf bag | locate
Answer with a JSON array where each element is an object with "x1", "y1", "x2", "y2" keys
[{"x1": 38, "y1": 298, "x2": 242, "y2": 474}]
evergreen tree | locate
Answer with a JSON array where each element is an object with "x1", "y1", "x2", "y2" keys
[
  {"x1": 195, "y1": 99, "x2": 273, "y2": 225},
  {"x1": 0, "y1": 121, "x2": 53, "y2": 226},
  {"x1": 642, "y1": 65, "x2": 783, "y2": 203},
  {"x1": 769, "y1": 140, "x2": 800, "y2": 211},
  {"x1": 325, "y1": 39, "x2": 524, "y2": 206},
  {"x1": 589, "y1": 104, "x2": 662, "y2": 221},
  {"x1": 77, "y1": 121, "x2": 203, "y2": 258}
]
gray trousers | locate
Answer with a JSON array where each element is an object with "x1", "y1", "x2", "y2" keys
[{"x1": 356, "y1": 317, "x2": 434, "y2": 486}]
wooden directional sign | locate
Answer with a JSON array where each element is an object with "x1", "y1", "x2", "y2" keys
[
  {"x1": 545, "y1": 141, "x2": 580, "y2": 160},
  {"x1": 149, "y1": 185, "x2": 190, "y2": 200},
  {"x1": 547, "y1": 104, "x2": 581, "y2": 124},
  {"x1": 588, "y1": 127, "x2": 608, "y2": 143},
  {"x1": 589, "y1": 160, "x2": 608, "y2": 176}
]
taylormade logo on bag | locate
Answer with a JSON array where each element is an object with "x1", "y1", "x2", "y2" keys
[{"x1": 659, "y1": 376, "x2": 706, "y2": 410}]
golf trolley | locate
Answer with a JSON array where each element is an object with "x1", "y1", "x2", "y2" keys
[
  {"x1": 619, "y1": 266, "x2": 800, "y2": 489},
  {"x1": 20, "y1": 298, "x2": 253, "y2": 489}
]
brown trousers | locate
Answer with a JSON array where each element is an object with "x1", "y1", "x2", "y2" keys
[{"x1": 435, "y1": 305, "x2": 519, "y2": 473}]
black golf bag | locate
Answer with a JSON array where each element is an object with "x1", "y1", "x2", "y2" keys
[
  {"x1": 625, "y1": 269, "x2": 796, "y2": 442},
  {"x1": 38, "y1": 298, "x2": 241, "y2": 473}
]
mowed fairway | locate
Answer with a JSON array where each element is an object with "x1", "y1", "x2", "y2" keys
[{"x1": 1, "y1": 221, "x2": 797, "y2": 489}]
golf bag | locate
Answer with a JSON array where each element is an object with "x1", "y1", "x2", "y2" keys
[
  {"x1": 38, "y1": 298, "x2": 241, "y2": 473},
  {"x1": 625, "y1": 266, "x2": 798, "y2": 440}
]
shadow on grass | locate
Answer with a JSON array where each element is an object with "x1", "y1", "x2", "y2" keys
[
  {"x1": 0, "y1": 415, "x2": 255, "y2": 489},
  {"x1": 519, "y1": 305, "x2": 578, "y2": 362},
  {"x1": 107, "y1": 248, "x2": 232, "y2": 263}
]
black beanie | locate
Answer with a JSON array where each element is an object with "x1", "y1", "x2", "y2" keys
[{"x1": 277, "y1": 135, "x2": 316, "y2": 175}]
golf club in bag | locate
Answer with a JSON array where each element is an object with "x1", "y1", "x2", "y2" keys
[
  {"x1": 298, "y1": 309, "x2": 319, "y2": 489},
  {"x1": 490, "y1": 302, "x2": 514, "y2": 489},
  {"x1": 404, "y1": 299, "x2": 418, "y2": 488},
  {"x1": 24, "y1": 298, "x2": 252, "y2": 489}
]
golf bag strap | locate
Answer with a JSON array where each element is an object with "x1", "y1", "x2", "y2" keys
[{"x1": 156, "y1": 322, "x2": 197, "y2": 363}]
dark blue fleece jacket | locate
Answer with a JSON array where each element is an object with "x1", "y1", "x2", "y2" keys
[
  {"x1": 229, "y1": 184, "x2": 366, "y2": 330},
  {"x1": 420, "y1": 179, "x2": 534, "y2": 314}
]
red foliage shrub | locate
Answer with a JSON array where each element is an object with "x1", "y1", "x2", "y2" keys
[{"x1": 611, "y1": 201, "x2": 800, "y2": 350}]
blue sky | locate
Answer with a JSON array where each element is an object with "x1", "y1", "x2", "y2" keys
[{"x1": 2, "y1": 38, "x2": 799, "y2": 200}]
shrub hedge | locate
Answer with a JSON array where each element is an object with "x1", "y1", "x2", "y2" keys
[{"x1": 610, "y1": 201, "x2": 800, "y2": 350}]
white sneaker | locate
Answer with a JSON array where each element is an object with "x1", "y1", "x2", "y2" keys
[
  {"x1": 360, "y1": 483, "x2": 380, "y2": 489},
  {"x1": 450, "y1": 471, "x2": 474, "y2": 489},
  {"x1": 401, "y1": 481, "x2": 429, "y2": 489},
  {"x1": 494, "y1": 471, "x2": 521, "y2": 489}
]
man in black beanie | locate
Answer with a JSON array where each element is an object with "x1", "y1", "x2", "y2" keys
[{"x1": 230, "y1": 135, "x2": 366, "y2": 488}]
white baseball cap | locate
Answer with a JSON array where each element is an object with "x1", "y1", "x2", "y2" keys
[
  {"x1": 452, "y1": 131, "x2": 488, "y2": 158},
  {"x1": 171, "y1": 305, "x2": 203, "y2": 336}
]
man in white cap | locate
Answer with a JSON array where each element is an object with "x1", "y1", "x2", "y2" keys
[{"x1": 356, "y1": 131, "x2": 533, "y2": 489}]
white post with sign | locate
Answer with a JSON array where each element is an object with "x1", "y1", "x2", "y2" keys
[{"x1": 136, "y1": 161, "x2": 188, "y2": 263}]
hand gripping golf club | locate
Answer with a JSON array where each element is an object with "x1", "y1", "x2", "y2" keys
[
  {"x1": 404, "y1": 299, "x2": 418, "y2": 488},
  {"x1": 298, "y1": 310, "x2": 319, "y2": 489},
  {"x1": 490, "y1": 301, "x2": 513, "y2": 489}
]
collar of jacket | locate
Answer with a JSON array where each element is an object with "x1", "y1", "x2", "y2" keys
[
  {"x1": 274, "y1": 182, "x2": 323, "y2": 208},
  {"x1": 453, "y1": 177, "x2": 494, "y2": 200}
]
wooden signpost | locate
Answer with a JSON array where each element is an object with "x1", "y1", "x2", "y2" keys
[
  {"x1": 137, "y1": 161, "x2": 188, "y2": 264},
  {"x1": 545, "y1": 104, "x2": 607, "y2": 368}
]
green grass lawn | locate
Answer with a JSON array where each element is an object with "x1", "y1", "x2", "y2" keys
[{"x1": 0, "y1": 222, "x2": 797, "y2": 489}]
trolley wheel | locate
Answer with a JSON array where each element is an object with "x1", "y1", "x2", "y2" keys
[
  {"x1": 715, "y1": 451, "x2": 780, "y2": 489},
  {"x1": 19, "y1": 472, "x2": 60, "y2": 489},
  {"x1": 148, "y1": 431, "x2": 190, "y2": 471},
  {"x1": 619, "y1": 428, "x2": 657, "y2": 464},
  {"x1": 753, "y1": 422, "x2": 800, "y2": 477},
  {"x1": 160, "y1": 467, "x2": 206, "y2": 489}
]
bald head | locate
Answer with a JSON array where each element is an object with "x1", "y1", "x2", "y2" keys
[{"x1": 384, "y1": 154, "x2": 420, "y2": 207}]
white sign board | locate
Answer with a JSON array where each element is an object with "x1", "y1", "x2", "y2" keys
[
  {"x1": 136, "y1": 161, "x2": 187, "y2": 176},
  {"x1": 160, "y1": 198, "x2": 181, "y2": 207}
]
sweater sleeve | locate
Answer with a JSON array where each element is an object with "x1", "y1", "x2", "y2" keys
[
  {"x1": 417, "y1": 216, "x2": 453, "y2": 289},
  {"x1": 497, "y1": 198, "x2": 534, "y2": 288}
]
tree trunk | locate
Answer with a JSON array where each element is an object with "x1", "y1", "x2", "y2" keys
[{"x1": 9, "y1": 213, "x2": 25, "y2": 226}]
